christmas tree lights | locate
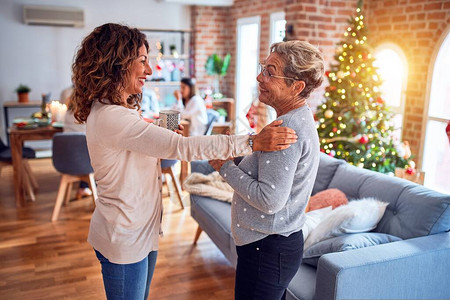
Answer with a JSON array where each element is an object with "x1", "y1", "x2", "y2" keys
[{"x1": 316, "y1": 3, "x2": 412, "y2": 174}]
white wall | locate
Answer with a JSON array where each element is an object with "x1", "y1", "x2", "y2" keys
[{"x1": 0, "y1": 0, "x2": 191, "y2": 143}]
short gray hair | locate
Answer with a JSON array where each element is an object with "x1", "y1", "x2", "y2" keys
[{"x1": 270, "y1": 40, "x2": 324, "y2": 99}]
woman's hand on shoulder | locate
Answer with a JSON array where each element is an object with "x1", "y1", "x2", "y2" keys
[{"x1": 253, "y1": 120, "x2": 298, "y2": 152}]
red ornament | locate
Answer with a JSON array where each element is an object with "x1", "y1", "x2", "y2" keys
[
  {"x1": 406, "y1": 167, "x2": 416, "y2": 175},
  {"x1": 376, "y1": 97, "x2": 384, "y2": 104},
  {"x1": 332, "y1": 127, "x2": 338, "y2": 133},
  {"x1": 329, "y1": 86, "x2": 336, "y2": 91},
  {"x1": 325, "y1": 71, "x2": 330, "y2": 77},
  {"x1": 359, "y1": 135, "x2": 369, "y2": 144},
  {"x1": 320, "y1": 148, "x2": 325, "y2": 153},
  {"x1": 362, "y1": 53, "x2": 368, "y2": 60}
]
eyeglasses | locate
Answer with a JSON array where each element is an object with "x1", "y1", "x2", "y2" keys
[{"x1": 258, "y1": 63, "x2": 299, "y2": 82}]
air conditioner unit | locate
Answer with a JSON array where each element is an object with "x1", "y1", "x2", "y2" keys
[
  {"x1": 158, "y1": 0, "x2": 234, "y2": 6},
  {"x1": 23, "y1": 5, "x2": 84, "y2": 27}
]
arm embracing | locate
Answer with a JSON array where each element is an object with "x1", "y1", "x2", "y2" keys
[{"x1": 98, "y1": 106, "x2": 252, "y2": 160}]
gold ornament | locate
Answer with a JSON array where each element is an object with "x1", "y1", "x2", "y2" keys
[{"x1": 324, "y1": 110, "x2": 334, "y2": 119}]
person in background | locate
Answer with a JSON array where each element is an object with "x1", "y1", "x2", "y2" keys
[
  {"x1": 210, "y1": 40, "x2": 324, "y2": 300},
  {"x1": 71, "y1": 23, "x2": 298, "y2": 300},
  {"x1": 173, "y1": 77, "x2": 208, "y2": 136},
  {"x1": 60, "y1": 86, "x2": 92, "y2": 199},
  {"x1": 141, "y1": 86, "x2": 160, "y2": 118}
]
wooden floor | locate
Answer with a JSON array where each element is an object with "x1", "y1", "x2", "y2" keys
[{"x1": 0, "y1": 158, "x2": 235, "y2": 299}]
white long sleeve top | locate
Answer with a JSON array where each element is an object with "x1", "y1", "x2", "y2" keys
[
  {"x1": 175, "y1": 95, "x2": 208, "y2": 136},
  {"x1": 86, "y1": 101, "x2": 252, "y2": 264}
]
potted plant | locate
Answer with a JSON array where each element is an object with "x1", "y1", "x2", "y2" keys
[
  {"x1": 15, "y1": 84, "x2": 31, "y2": 103},
  {"x1": 216, "y1": 108, "x2": 228, "y2": 123},
  {"x1": 205, "y1": 53, "x2": 231, "y2": 98}
]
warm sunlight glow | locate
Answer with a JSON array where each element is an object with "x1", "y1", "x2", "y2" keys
[{"x1": 373, "y1": 48, "x2": 405, "y2": 108}]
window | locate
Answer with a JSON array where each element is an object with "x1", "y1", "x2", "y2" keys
[
  {"x1": 270, "y1": 12, "x2": 286, "y2": 45},
  {"x1": 235, "y1": 16, "x2": 260, "y2": 134},
  {"x1": 422, "y1": 31, "x2": 450, "y2": 194},
  {"x1": 373, "y1": 44, "x2": 408, "y2": 140},
  {"x1": 267, "y1": 12, "x2": 286, "y2": 123}
]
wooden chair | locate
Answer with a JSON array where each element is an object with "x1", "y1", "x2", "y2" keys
[
  {"x1": 0, "y1": 140, "x2": 38, "y2": 201},
  {"x1": 161, "y1": 159, "x2": 184, "y2": 209},
  {"x1": 51, "y1": 133, "x2": 97, "y2": 222}
]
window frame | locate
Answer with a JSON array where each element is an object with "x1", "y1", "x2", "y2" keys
[{"x1": 419, "y1": 26, "x2": 450, "y2": 168}]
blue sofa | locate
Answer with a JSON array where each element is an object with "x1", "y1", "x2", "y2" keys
[{"x1": 190, "y1": 153, "x2": 450, "y2": 300}]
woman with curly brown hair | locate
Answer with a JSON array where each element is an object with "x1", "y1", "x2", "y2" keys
[{"x1": 71, "y1": 23, "x2": 298, "y2": 300}]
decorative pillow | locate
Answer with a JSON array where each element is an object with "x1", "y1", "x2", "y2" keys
[
  {"x1": 306, "y1": 188, "x2": 348, "y2": 212},
  {"x1": 302, "y1": 232, "x2": 402, "y2": 267},
  {"x1": 301, "y1": 206, "x2": 333, "y2": 241},
  {"x1": 304, "y1": 198, "x2": 389, "y2": 250}
]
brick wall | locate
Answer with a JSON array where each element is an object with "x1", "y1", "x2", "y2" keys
[
  {"x1": 364, "y1": 0, "x2": 450, "y2": 165},
  {"x1": 191, "y1": 6, "x2": 231, "y2": 91},
  {"x1": 284, "y1": 0, "x2": 358, "y2": 110},
  {"x1": 191, "y1": 0, "x2": 450, "y2": 163},
  {"x1": 192, "y1": 0, "x2": 352, "y2": 129}
]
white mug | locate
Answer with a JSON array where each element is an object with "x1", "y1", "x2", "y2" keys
[{"x1": 156, "y1": 110, "x2": 180, "y2": 131}]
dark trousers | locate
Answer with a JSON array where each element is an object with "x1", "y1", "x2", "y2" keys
[{"x1": 235, "y1": 230, "x2": 303, "y2": 300}]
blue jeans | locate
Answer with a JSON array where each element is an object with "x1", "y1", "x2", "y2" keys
[
  {"x1": 235, "y1": 230, "x2": 303, "y2": 300},
  {"x1": 94, "y1": 249, "x2": 158, "y2": 300}
]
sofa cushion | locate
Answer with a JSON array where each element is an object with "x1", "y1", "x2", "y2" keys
[
  {"x1": 326, "y1": 159, "x2": 450, "y2": 239},
  {"x1": 374, "y1": 184, "x2": 450, "y2": 239},
  {"x1": 302, "y1": 206, "x2": 333, "y2": 241},
  {"x1": 286, "y1": 263, "x2": 317, "y2": 300},
  {"x1": 190, "y1": 194, "x2": 232, "y2": 258},
  {"x1": 304, "y1": 198, "x2": 388, "y2": 250},
  {"x1": 190, "y1": 160, "x2": 215, "y2": 175},
  {"x1": 312, "y1": 153, "x2": 345, "y2": 196},
  {"x1": 306, "y1": 188, "x2": 348, "y2": 212},
  {"x1": 302, "y1": 232, "x2": 402, "y2": 267},
  {"x1": 327, "y1": 162, "x2": 374, "y2": 199}
]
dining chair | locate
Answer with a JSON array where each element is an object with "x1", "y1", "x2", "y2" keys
[
  {"x1": 204, "y1": 109, "x2": 220, "y2": 136},
  {"x1": 161, "y1": 159, "x2": 184, "y2": 209},
  {"x1": 51, "y1": 132, "x2": 97, "y2": 222},
  {"x1": 0, "y1": 139, "x2": 38, "y2": 201}
]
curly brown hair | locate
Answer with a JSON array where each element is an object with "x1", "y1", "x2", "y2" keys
[{"x1": 72, "y1": 23, "x2": 149, "y2": 123}]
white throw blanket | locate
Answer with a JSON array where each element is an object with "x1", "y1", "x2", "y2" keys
[{"x1": 182, "y1": 171, "x2": 234, "y2": 203}]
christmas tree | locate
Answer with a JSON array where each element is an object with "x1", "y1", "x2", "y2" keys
[{"x1": 316, "y1": 3, "x2": 412, "y2": 174}]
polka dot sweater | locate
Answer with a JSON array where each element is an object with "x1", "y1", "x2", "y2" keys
[{"x1": 219, "y1": 105, "x2": 320, "y2": 246}]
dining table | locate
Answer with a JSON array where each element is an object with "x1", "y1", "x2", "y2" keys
[
  {"x1": 9, "y1": 125, "x2": 63, "y2": 207},
  {"x1": 9, "y1": 118, "x2": 191, "y2": 207}
]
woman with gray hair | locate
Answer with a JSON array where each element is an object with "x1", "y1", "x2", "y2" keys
[{"x1": 210, "y1": 40, "x2": 324, "y2": 299}]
